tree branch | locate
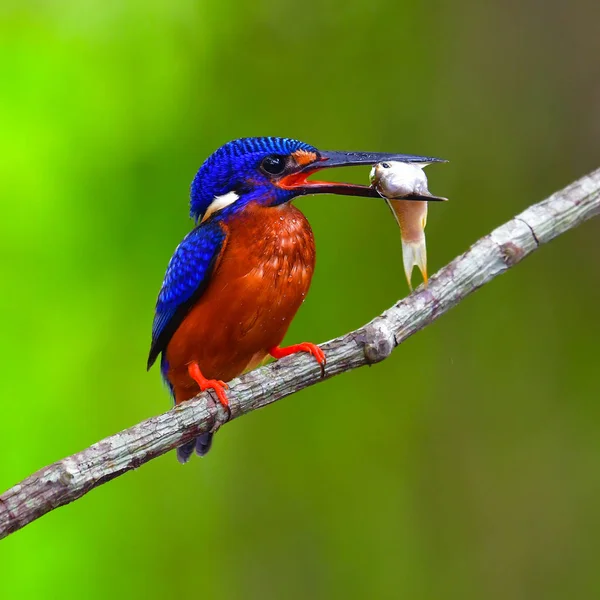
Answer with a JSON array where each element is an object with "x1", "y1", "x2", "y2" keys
[{"x1": 2, "y1": 168, "x2": 599, "y2": 540}]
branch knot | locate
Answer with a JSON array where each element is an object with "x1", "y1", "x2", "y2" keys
[{"x1": 362, "y1": 319, "x2": 396, "y2": 364}]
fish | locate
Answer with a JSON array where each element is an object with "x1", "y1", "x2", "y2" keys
[{"x1": 370, "y1": 161, "x2": 441, "y2": 290}]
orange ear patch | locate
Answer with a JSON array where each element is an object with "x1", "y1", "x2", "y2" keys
[{"x1": 292, "y1": 150, "x2": 317, "y2": 166}]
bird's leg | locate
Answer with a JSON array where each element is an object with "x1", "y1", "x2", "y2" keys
[
  {"x1": 268, "y1": 343, "x2": 326, "y2": 377},
  {"x1": 187, "y1": 362, "x2": 231, "y2": 421}
]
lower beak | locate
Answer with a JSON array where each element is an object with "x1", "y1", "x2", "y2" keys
[{"x1": 278, "y1": 150, "x2": 448, "y2": 201}]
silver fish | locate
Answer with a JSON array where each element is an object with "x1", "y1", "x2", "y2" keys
[{"x1": 370, "y1": 161, "x2": 435, "y2": 290}]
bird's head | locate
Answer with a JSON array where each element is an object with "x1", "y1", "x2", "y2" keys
[{"x1": 190, "y1": 137, "x2": 445, "y2": 223}]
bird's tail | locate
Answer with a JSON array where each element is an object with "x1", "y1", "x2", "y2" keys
[{"x1": 176, "y1": 433, "x2": 214, "y2": 464}]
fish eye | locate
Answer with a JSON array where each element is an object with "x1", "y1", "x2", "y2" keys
[
  {"x1": 261, "y1": 155, "x2": 287, "y2": 175},
  {"x1": 381, "y1": 162, "x2": 391, "y2": 169}
]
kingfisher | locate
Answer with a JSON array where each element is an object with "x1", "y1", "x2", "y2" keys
[{"x1": 148, "y1": 137, "x2": 444, "y2": 462}]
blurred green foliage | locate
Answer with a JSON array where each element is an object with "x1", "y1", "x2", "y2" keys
[{"x1": 1, "y1": 0, "x2": 599, "y2": 598}]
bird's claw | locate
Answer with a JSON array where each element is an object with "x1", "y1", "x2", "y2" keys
[
  {"x1": 296, "y1": 342, "x2": 326, "y2": 376},
  {"x1": 268, "y1": 342, "x2": 326, "y2": 377},
  {"x1": 202, "y1": 380, "x2": 231, "y2": 429},
  {"x1": 187, "y1": 363, "x2": 232, "y2": 428}
]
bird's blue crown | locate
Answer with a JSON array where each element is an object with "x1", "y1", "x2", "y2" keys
[{"x1": 190, "y1": 137, "x2": 317, "y2": 222}]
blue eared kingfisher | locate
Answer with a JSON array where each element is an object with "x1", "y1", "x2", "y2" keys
[{"x1": 148, "y1": 137, "x2": 444, "y2": 462}]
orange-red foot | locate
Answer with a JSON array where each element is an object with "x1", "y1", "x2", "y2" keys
[
  {"x1": 188, "y1": 362, "x2": 231, "y2": 420},
  {"x1": 268, "y1": 343, "x2": 326, "y2": 377}
]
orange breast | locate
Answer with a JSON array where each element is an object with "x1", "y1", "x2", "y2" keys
[{"x1": 165, "y1": 203, "x2": 316, "y2": 403}]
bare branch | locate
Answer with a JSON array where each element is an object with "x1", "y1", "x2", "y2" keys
[{"x1": 1, "y1": 168, "x2": 599, "y2": 540}]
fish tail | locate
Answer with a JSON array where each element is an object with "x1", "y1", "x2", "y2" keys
[{"x1": 401, "y1": 237, "x2": 428, "y2": 290}]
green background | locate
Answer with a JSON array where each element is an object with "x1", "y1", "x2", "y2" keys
[{"x1": 1, "y1": 1, "x2": 599, "y2": 598}]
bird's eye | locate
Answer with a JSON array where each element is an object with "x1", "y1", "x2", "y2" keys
[
  {"x1": 261, "y1": 154, "x2": 287, "y2": 175},
  {"x1": 381, "y1": 162, "x2": 391, "y2": 169}
]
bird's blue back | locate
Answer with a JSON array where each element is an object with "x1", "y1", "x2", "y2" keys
[{"x1": 148, "y1": 220, "x2": 226, "y2": 369}]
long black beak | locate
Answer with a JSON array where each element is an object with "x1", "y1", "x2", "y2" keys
[{"x1": 278, "y1": 149, "x2": 448, "y2": 201}]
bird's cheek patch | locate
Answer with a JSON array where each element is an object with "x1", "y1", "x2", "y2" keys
[{"x1": 292, "y1": 150, "x2": 318, "y2": 167}]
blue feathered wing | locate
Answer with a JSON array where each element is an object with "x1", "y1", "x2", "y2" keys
[{"x1": 147, "y1": 221, "x2": 227, "y2": 370}]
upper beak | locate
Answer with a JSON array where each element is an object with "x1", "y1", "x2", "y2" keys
[{"x1": 278, "y1": 150, "x2": 448, "y2": 201}]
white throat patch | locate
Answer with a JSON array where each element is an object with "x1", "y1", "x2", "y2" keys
[{"x1": 201, "y1": 191, "x2": 239, "y2": 222}]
